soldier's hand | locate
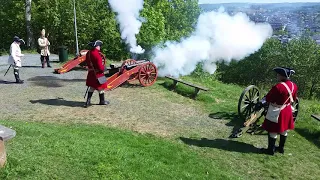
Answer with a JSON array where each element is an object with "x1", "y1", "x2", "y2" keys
[{"x1": 254, "y1": 102, "x2": 263, "y2": 111}]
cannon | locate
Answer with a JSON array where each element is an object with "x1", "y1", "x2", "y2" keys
[
  {"x1": 230, "y1": 85, "x2": 300, "y2": 138},
  {"x1": 103, "y1": 59, "x2": 158, "y2": 91},
  {"x1": 54, "y1": 50, "x2": 106, "y2": 74}
]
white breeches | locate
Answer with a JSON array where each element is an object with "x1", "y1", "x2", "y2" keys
[
  {"x1": 13, "y1": 64, "x2": 19, "y2": 70},
  {"x1": 88, "y1": 87, "x2": 104, "y2": 94},
  {"x1": 269, "y1": 131, "x2": 288, "y2": 139}
]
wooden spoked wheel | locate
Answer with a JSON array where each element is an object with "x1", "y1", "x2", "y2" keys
[
  {"x1": 138, "y1": 62, "x2": 158, "y2": 87},
  {"x1": 121, "y1": 59, "x2": 138, "y2": 82},
  {"x1": 292, "y1": 98, "x2": 300, "y2": 122},
  {"x1": 238, "y1": 85, "x2": 261, "y2": 121}
]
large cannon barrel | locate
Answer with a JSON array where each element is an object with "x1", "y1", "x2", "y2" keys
[{"x1": 124, "y1": 59, "x2": 150, "y2": 69}]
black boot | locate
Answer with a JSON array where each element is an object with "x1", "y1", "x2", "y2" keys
[
  {"x1": 14, "y1": 69, "x2": 24, "y2": 84},
  {"x1": 46, "y1": 56, "x2": 51, "y2": 68},
  {"x1": 276, "y1": 135, "x2": 287, "y2": 154},
  {"x1": 41, "y1": 56, "x2": 45, "y2": 68},
  {"x1": 260, "y1": 135, "x2": 276, "y2": 155},
  {"x1": 99, "y1": 93, "x2": 110, "y2": 105},
  {"x1": 84, "y1": 92, "x2": 93, "y2": 108}
]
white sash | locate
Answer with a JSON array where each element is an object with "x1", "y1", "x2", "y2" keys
[{"x1": 265, "y1": 82, "x2": 294, "y2": 123}]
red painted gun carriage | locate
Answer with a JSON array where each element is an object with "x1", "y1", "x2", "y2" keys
[
  {"x1": 54, "y1": 49, "x2": 158, "y2": 90},
  {"x1": 104, "y1": 59, "x2": 158, "y2": 91}
]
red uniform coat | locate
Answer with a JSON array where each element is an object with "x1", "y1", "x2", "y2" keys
[
  {"x1": 85, "y1": 48, "x2": 107, "y2": 90},
  {"x1": 262, "y1": 80, "x2": 298, "y2": 133}
]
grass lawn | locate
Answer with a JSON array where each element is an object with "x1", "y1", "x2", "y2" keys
[
  {"x1": 0, "y1": 67, "x2": 319, "y2": 179},
  {"x1": 151, "y1": 76, "x2": 320, "y2": 180},
  {"x1": 0, "y1": 120, "x2": 239, "y2": 180}
]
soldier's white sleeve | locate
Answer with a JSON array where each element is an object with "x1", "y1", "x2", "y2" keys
[{"x1": 10, "y1": 44, "x2": 19, "y2": 62}]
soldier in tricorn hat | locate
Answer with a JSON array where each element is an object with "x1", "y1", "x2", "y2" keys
[
  {"x1": 83, "y1": 40, "x2": 109, "y2": 108},
  {"x1": 7, "y1": 36, "x2": 25, "y2": 83},
  {"x1": 260, "y1": 67, "x2": 298, "y2": 155}
]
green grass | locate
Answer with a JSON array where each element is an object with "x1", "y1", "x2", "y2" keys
[
  {"x1": 0, "y1": 120, "x2": 240, "y2": 180},
  {"x1": 150, "y1": 75, "x2": 320, "y2": 180},
  {"x1": 1, "y1": 71, "x2": 319, "y2": 179}
]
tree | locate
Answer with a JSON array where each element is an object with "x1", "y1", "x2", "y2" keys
[{"x1": 25, "y1": 0, "x2": 35, "y2": 48}]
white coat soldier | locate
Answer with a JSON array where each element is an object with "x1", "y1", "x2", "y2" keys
[
  {"x1": 7, "y1": 36, "x2": 25, "y2": 83},
  {"x1": 38, "y1": 29, "x2": 51, "y2": 68}
]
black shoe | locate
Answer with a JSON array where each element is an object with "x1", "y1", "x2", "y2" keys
[
  {"x1": 47, "y1": 62, "x2": 52, "y2": 68},
  {"x1": 84, "y1": 92, "x2": 93, "y2": 108},
  {"x1": 275, "y1": 135, "x2": 287, "y2": 154},
  {"x1": 99, "y1": 93, "x2": 109, "y2": 105},
  {"x1": 260, "y1": 135, "x2": 276, "y2": 155},
  {"x1": 14, "y1": 69, "x2": 24, "y2": 84}
]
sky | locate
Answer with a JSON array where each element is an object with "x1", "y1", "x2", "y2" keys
[{"x1": 199, "y1": 0, "x2": 320, "y2": 4}]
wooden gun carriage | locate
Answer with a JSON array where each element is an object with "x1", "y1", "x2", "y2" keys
[
  {"x1": 103, "y1": 59, "x2": 158, "y2": 91},
  {"x1": 231, "y1": 85, "x2": 300, "y2": 138}
]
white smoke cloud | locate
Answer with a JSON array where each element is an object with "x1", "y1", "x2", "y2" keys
[
  {"x1": 108, "y1": 0, "x2": 145, "y2": 54},
  {"x1": 151, "y1": 8, "x2": 273, "y2": 78}
]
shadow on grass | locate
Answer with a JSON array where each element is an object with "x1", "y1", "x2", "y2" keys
[
  {"x1": 295, "y1": 127, "x2": 320, "y2": 148},
  {"x1": 159, "y1": 81, "x2": 195, "y2": 99},
  {"x1": 30, "y1": 98, "x2": 84, "y2": 107},
  {"x1": 209, "y1": 112, "x2": 243, "y2": 134},
  {"x1": 179, "y1": 137, "x2": 260, "y2": 153},
  {"x1": 27, "y1": 76, "x2": 85, "y2": 88},
  {"x1": 209, "y1": 112, "x2": 266, "y2": 137},
  {"x1": 119, "y1": 82, "x2": 143, "y2": 88}
]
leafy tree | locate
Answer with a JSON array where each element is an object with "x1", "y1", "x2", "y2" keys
[{"x1": 218, "y1": 37, "x2": 320, "y2": 99}]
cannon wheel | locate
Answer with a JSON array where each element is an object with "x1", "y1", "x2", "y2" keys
[
  {"x1": 121, "y1": 59, "x2": 138, "y2": 82},
  {"x1": 292, "y1": 98, "x2": 300, "y2": 122},
  {"x1": 238, "y1": 85, "x2": 261, "y2": 120},
  {"x1": 138, "y1": 62, "x2": 158, "y2": 87}
]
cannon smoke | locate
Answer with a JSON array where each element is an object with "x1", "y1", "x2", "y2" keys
[
  {"x1": 108, "y1": 0, "x2": 145, "y2": 54},
  {"x1": 151, "y1": 8, "x2": 273, "y2": 78}
]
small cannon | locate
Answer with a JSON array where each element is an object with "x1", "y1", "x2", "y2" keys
[
  {"x1": 231, "y1": 85, "x2": 300, "y2": 138},
  {"x1": 104, "y1": 59, "x2": 158, "y2": 91},
  {"x1": 54, "y1": 50, "x2": 107, "y2": 74}
]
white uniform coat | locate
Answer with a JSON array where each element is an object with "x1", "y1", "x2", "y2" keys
[{"x1": 8, "y1": 42, "x2": 24, "y2": 67}]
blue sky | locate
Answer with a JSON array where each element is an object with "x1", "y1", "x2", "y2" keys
[{"x1": 199, "y1": 0, "x2": 320, "y2": 4}]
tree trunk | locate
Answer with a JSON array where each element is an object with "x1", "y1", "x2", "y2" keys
[{"x1": 25, "y1": 0, "x2": 34, "y2": 48}]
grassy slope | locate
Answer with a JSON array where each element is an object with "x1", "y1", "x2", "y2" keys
[
  {"x1": 0, "y1": 120, "x2": 238, "y2": 180},
  {"x1": 151, "y1": 76, "x2": 320, "y2": 180},
  {"x1": 0, "y1": 73, "x2": 319, "y2": 179}
]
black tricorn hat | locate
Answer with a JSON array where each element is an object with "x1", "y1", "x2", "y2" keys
[
  {"x1": 13, "y1": 36, "x2": 25, "y2": 45},
  {"x1": 13, "y1": 36, "x2": 20, "y2": 42},
  {"x1": 273, "y1": 67, "x2": 295, "y2": 78},
  {"x1": 19, "y1": 39, "x2": 25, "y2": 45},
  {"x1": 88, "y1": 40, "x2": 103, "y2": 47}
]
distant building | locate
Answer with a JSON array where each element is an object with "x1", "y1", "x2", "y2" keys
[{"x1": 270, "y1": 22, "x2": 284, "y2": 31}]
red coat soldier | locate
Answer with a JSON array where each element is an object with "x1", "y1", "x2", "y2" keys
[
  {"x1": 84, "y1": 40, "x2": 109, "y2": 108},
  {"x1": 261, "y1": 67, "x2": 298, "y2": 155}
]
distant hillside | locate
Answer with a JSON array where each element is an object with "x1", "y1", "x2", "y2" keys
[{"x1": 199, "y1": 2, "x2": 320, "y2": 11}]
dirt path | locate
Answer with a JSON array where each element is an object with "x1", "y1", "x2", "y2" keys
[{"x1": 0, "y1": 54, "x2": 232, "y2": 139}]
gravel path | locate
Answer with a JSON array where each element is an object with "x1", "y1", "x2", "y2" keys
[{"x1": 0, "y1": 54, "x2": 233, "y2": 139}]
